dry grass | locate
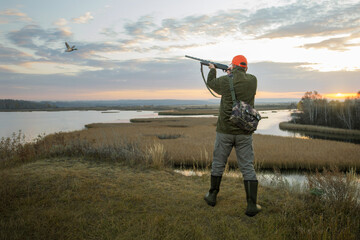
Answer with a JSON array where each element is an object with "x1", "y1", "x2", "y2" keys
[
  {"x1": 1, "y1": 118, "x2": 360, "y2": 239},
  {"x1": 158, "y1": 109, "x2": 219, "y2": 116},
  {"x1": 252, "y1": 134, "x2": 360, "y2": 171},
  {"x1": 0, "y1": 131, "x2": 41, "y2": 168},
  {"x1": 2, "y1": 117, "x2": 359, "y2": 171},
  {"x1": 1, "y1": 158, "x2": 359, "y2": 240},
  {"x1": 308, "y1": 167, "x2": 359, "y2": 204},
  {"x1": 279, "y1": 122, "x2": 360, "y2": 137},
  {"x1": 84, "y1": 117, "x2": 360, "y2": 171},
  {"x1": 146, "y1": 142, "x2": 166, "y2": 169}
]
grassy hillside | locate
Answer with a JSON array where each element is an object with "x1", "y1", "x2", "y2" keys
[
  {"x1": 1, "y1": 118, "x2": 360, "y2": 239},
  {"x1": 1, "y1": 158, "x2": 359, "y2": 240}
]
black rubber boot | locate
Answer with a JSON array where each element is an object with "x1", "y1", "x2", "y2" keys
[
  {"x1": 204, "y1": 175, "x2": 222, "y2": 207},
  {"x1": 244, "y1": 180, "x2": 262, "y2": 217}
]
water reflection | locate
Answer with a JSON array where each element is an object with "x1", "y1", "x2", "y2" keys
[
  {"x1": 0, "y1": 110, "x2": 218, "y2": 141},
  {"x1": 255, "y1": 110, "x2": 303, "y2": 138},
  {"x1": 1, "y1": 109, "x2": 358, "y2": 144},
  {"x1": 258, "y1": 172, "x2": 308, "y2": 190},
  {"x1": 174, "y1": 169, "x2": 308, "y2": 189},
  {"x1": 257, "y1": 110, "x2": 360, "y2": 144},
  {"x1": 0, "y1": 110, "x2": 159, "y2": 141},
  {"x1": 175, "y1": 169, "x2": 360, "y2": 197}
]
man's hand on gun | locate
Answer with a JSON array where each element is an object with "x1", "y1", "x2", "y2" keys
[{"x1": 209, "y1": 63, "x2": 232, "y2": 75}]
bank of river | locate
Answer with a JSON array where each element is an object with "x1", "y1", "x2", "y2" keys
[
  {"x1": 1, "y1": 109, "x2": 357, "y2": 144},
  {"x1": 1, "y1": 109, "x2": 293, "y2": 142},
  {"x1": 0, "y1": 110, "x2": 157, "y2": 141},
  {"x1": 280, "y1": 121, "x2": 360, "y2": 144},
  {"x1": 175, "y1": 169, "x2": 308, "y2": 189},
  {"x1": 174, "y1": 169, "x2": 360, "y2": 195}
]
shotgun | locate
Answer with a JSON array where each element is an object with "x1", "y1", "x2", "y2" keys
[
  {"x1": 185, "y1": 55, "x2": 230, "y2": 98},
  {"x1": 185, "y1": 55, "x2": 229, "y2": 71}
]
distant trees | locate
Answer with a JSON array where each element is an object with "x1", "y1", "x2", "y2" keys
[
  {"x1": 0, "y1": 99, "x2": 55, "y2": 110},
  {"x1": 295, "y1": 91, "x2": 360, "y2": 130}
]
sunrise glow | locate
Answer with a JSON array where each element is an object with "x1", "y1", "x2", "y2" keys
[
  {"x1": 0, "y1": 0, "x2": 359, "y2": 100},
  {"x1": 323, "y1": 93, "x2": 358, "y2": 99}
]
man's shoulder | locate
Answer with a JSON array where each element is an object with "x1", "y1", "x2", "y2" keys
[
  {"x1": 218, "y1": 74, "x2": 231, "y2": 82},
  {"x1": 246, "y1": 73, "x2": 257, "y2": 80}
]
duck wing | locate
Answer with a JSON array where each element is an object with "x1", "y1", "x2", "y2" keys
[{"x1": 65, "y1": 42, "x2": 70, "y2": 49}]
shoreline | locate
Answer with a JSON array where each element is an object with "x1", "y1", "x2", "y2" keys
[
  {"x1": 279, "y1": 121, "x2": 360, "y2": 137},
  {"x1": 80, "y1": 117, "x2": 360, "y2": 172},
  {"x1": 0, "y1": 104, "x2": 296, "y2": 113}
]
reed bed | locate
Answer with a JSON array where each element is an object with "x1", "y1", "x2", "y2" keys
[
  {"x1": 279, "y1": 122, "x2": 360, "y2": 137},
  {"x1": 84, "y1": 117, "x2": 360, "y2": 171},
  {"x1": 158, "y1": 109, "x2": 219, "y2": 116},
  {"x1": 2, "y1": 117, "x2": 359, "y2": 171}
]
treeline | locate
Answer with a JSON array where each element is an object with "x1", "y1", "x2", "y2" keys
[
  {"x1": 0, "y1": 99, "x2": 56, "y2": 110},
  {"x1": 294, "y1": 91, "x2": 360, "y2": 130}
]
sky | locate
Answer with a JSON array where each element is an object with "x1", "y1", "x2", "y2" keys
[{"x1": 0, "y1": 0, "x2": 359, "y2": 101}]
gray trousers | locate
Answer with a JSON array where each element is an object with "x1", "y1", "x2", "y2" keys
[{"x1": 211, "y1": 132, "x2": 257, "y2": 181}]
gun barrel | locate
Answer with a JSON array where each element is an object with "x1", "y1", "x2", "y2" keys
[
  {"x1": 185, "y1": 55, "x2": 228, "y2": 71},
  {"x1": 185, "y1": 55, "x2": 205, "y2": 62}
]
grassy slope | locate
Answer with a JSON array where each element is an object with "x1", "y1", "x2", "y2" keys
[
  {"x1": 1, "y1": 158, "x2": 359, "y2": 240},
  {"x1": 1, "y1": 118, "x2": 360, "y2": 239}
]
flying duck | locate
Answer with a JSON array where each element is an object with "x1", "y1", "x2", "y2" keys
[{"x1": 65, "y1": 42, "x2": 77, "y2": 52}]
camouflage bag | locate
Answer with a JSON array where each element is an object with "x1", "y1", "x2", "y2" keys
[{"x1": 228, "y1": 76, "x2": 261, "y2": 133}]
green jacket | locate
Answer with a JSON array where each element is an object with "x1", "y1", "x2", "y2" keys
[{"x1": 207, "y1": 66, "x2": 257, "y2": 135}]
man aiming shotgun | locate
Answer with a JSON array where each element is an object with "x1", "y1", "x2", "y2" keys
[
  {"x1": 185, "y1": 55, "x2": 229, "y2": 98},
  {"x1": 186, "y1": 55, "x2": 262, "y2": 217}
]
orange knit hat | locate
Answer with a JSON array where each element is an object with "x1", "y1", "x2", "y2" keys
[{"x1": 232, "y1": 55, "x2": 247, "y2": 68}]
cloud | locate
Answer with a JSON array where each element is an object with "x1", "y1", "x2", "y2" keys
[
  {"x1": 123, "y1": 15, "x2": 156, "y2": 39},
  {"x1": 250, "y1": 61, "x2": 360, "y2": 93},
  {"x1": 1, "y1": 61, "x2": 102, "y2": 75},
  {"x1": 241, "y1": 1, "x2": 360, "y2": 39},
  {"x1": 300, "y1": 32, "x2": 360, "y2": 51},
  {"x1": 72, "y1": 12, "x2": 94, "y2": 24},
  {"x1": 52, "y1": 18, "x2": 72, "y2": 36},
  {"x1": 8, "y1": 24, "x2": 71, "y2": 49},
  {"x1": 100, "y1": 28, "x2": 118, "y2": 38},
  {"x1": 0, "y1": 9, "x2": 32, "y2": 23},
  {"x1": 53, "y1": 18, "x2": 68, "y2": 27},
  {"x1": 1, "y1": 59, "x2": 359, "y2": 101},
  {"x1": 2, "y1": 1, "x2": 360, "y2": 97},
  {"x1": 121, "y1": 10, "x2": 248, "y2": 42},
  {"x1": 115, "y1": 1, "x2": 360, "y2": 53},
  {"x1": 4, "y1": 24, "x2": 127, "y2": 67},
  {"x1": 2, "y1": 24, "x2": 80, "y2": 69},
  {"x1": 0, "y1": 44, "x2": 33, "y2": 64}
]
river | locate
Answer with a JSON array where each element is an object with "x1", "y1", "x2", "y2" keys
[
  {"x1": 2, "y1": 110, "x2": 359, "y2": 189},
  {"x1": 174, "y1": 169, "x2": 360, "y2": 196},
  {"x1": 0, "y1": 109, "x2": 296, "y2": 142}
]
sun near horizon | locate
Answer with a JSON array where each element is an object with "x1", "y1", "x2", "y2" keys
[
  {"x1": 323, "y1": 92, "x2": 359, "y2": 100},
  {"x1": 5, "y1": 90, "x2": 359, "y2": 102}
]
